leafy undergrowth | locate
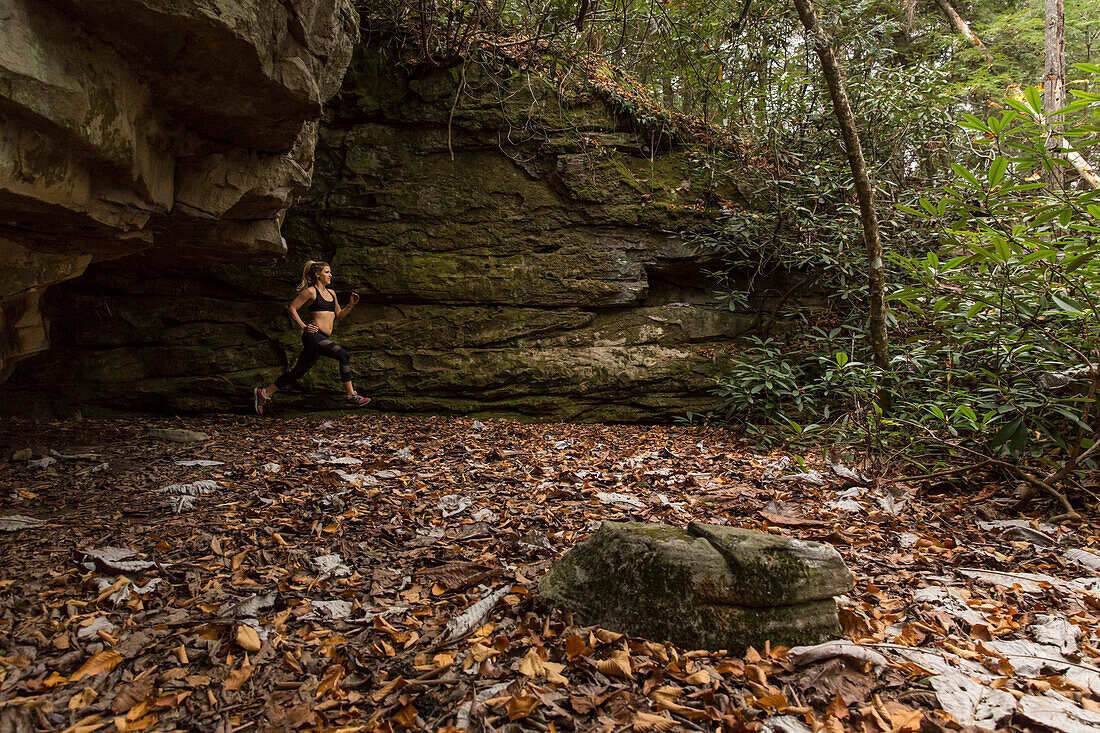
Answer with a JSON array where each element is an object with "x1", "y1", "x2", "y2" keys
[{"x1": 2, "y1": 414, "x2": 1100, "y2": 733}]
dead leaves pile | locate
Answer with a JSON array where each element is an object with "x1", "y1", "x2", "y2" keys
[{"x1": 2, "y1": 414, "x2": 1100, "y2": 732}]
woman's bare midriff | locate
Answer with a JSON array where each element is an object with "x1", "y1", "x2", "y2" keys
[{"x1": 312, "y1": 313, "x2": 335, "y2": 335}]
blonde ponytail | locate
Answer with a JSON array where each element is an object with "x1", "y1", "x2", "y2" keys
[{"x1": 296, "y1": 260, "x2": 329, "y2": 291}]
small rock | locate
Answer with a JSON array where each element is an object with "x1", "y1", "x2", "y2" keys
[
  {"x1": 11, "y1": 448, "x2": 32, "y2": 461},
  {"x1": 150, "y1": 428, "x2": 210, "y2": 443}
]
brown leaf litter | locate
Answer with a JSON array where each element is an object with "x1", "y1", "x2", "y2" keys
[{"x1": 2, "y1": 414, "x2": 1100, "y2": 732}]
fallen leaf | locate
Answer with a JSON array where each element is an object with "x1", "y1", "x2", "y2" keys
[
  {"x1": 223, "y1": 664, "x2": 253, "y2": 691},
  {"x1": 393, "y1": 703, "x2": 418, "y2": 727},
  {"x1": 518, "y1": 647, "x2": 545, "y2": 677},
  {"x1": 633, "y1": 711, "x2": 677, "y2": 731},
  {"x1": 828, "y1": 693, "x2": 850, "y2": 720},
  {"x1": 68, "y1": 687, "x2": 98, "y2": 710},
  {"x1": 70, "y1": 650, "x2": 122, "y2": 682},
  {"x1": 235, "y1": 624, "x2": 261, "y2": 652},
  {"x1": 597, "y1": 650, "x2": 633, "y2": 679},
  {"x1": 507, "y1": 694, "x2": 539, "y2": 721}
]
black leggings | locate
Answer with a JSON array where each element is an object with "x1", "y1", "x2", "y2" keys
[{"x1": 275, "y1": 331, "x2": 352, "y2": 389}]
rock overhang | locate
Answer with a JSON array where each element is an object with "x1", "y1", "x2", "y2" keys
[{"x1": 0, "y1": 0, "x2": 359, "y2": 378}]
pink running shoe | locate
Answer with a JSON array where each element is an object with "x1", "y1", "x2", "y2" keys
[
  {"x1": 254, "y1": 387, "x2": 268, "y2": 415},
  {"x1": 346, "y1": 393, "x2": 371, "y2": 407}
]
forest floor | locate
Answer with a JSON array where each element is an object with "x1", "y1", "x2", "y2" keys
[{"x1": 1, "y1": 414, "x2": 1100, "y2": 733}]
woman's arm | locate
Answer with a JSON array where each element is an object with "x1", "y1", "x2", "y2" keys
[
  {"x1": 287, "y1": 289, "x2": 315, "y2": 331},
  {"x1": 335, "y1": 292, "x2": 360, "y2": 322}
]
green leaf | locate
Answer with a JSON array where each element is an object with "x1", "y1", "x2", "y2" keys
[
  {"x1": 990, "y1": 415, "x2": 1024, "y2": 450},
  {"x1": 1051, "y1": 100, "x2": 1093, "y2": 116},
  {"x1": 951, "y1": 163, "x2": 981, "y2": 188},
  {"x1": 1003, "y1": 99, "x2": 1035, "y2": 118},
  {"x1": 895, "y1": 204, "x2": 925, "y2": 217},
  {"x1": 1025, "y1": 86, "x2": 1043, "y2": 115},
  {"x1": 1064, "y1": 252, "x2": 1095, "y2": 271},
  {"x1": 1069, "y1": 90, "x2": 1100, "y2": 104},
  {"x1": 1053, "y1": 293, "x2": 1086, "y2": 313},
  {"x1": 960, "y1": 113, "x2": 992, "y2": 132},
  {"x1": 1033, "y1": 208, "x2": 1060, "y2": 226},
  {"x1": 1074, "y1": 62, "x2": 1100, "y2": 73},
  {"x1": 989, "y1": 157, "x2": 1007, "y2": 186}
]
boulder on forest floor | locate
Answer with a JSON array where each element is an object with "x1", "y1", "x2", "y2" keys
[{"x1": 538, "y1": 521, "x2": 854, "y2": 653}]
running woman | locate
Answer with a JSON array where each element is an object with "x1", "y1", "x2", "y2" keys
[{"x1": 254, "y1": 261, "x2": 370, "y2": 414}]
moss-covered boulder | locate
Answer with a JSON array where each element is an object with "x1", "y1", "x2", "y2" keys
[{"x1": 539, "y1": 521, "x2": 853, "y2": 653}]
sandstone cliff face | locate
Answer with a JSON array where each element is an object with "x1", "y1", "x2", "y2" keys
[
  {"x1": 0, "y1": 0, "x2": 358, "y2": 379},
  {"x1": 2, "y1": 42, "x2": 796, "y2": 422}
]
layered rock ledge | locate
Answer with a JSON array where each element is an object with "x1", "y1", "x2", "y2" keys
[
  {"x1": 0, "y1": 0, "x2": 358, "y2": 378},
  {"x1": 2, "y1": 40, "x2": 808, "y2": 421}
]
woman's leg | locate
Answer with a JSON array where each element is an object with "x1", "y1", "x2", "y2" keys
[
  {"x1": 269, "y1": 335, "x2": 322, "y2": 395},
  {"x1": 313, "y1": 336, "x2": 364, "y2": 399}
]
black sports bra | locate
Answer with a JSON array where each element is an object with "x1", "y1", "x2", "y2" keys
[{"x1": 308, "y1": 286, "x2": 336, "y2": 313}]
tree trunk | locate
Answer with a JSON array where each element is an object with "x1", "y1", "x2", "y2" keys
[
  {"x1": 791, "y1": 0, "x2": 889, "y2": 371},
  {"x1": 1045, "y1": 0, "x2": 1067, "y2": 187},
  {"x1": 1044, "y1": 0, "x2": 1066, "y2": 118},
  {"x1": 1041, "y1": 0, "x2": 1100, "y2": 188},
  {"x1": 932, "y1": 0, "x2": 983, "y2": 47}
]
